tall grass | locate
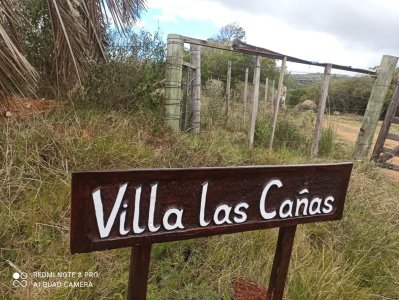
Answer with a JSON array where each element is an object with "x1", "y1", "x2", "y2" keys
[{"x1": 1, "y1": 105, "x2": 399, "y2": 299}]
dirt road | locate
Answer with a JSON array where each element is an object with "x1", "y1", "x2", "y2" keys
[{"x1": 326, "y1": 114, "x2": 399, "y2": 183}]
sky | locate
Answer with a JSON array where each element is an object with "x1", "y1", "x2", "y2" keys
[{"x1": 139, "y1": 0, "x2": 399, "y2": 74}]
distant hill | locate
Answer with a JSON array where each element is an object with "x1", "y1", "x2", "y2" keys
[{"x1": 289, "y1": 73, "x2": 350, "y2": 85}]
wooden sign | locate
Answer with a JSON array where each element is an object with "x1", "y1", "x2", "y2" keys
[{"x1": 70, "y1": 163, "x2": 352, "y2": 299}]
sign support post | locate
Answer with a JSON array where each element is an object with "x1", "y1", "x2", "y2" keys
[
  {"x1": 127, "y1": 244, "x2": 152, "y2": 300},
  {"x1": 267, "y1": 225, "x2": 297, "y2": 299}
]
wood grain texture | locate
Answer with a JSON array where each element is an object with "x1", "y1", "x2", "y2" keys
[
  {"x1": 267, "y1": 225, "x2": 297, "y2": 300},
  {"x1": 127, "y1": 245, "x2": 152, "y2": 300},
  {"x1": 311, "y1": 64, "x2": 332, "y2": 157}
]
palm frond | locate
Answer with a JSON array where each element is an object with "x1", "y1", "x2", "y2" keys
[
  {"x1": 0, "y1": 0, "x2": 147, "y2": 102},
  {"x1": 48, "y1": 0, "x2": 146, "y2": 89},
  {"x1": 0, "y1": 0, "x2": 38, "y2": 102}
]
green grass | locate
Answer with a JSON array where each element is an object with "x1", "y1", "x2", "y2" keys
[{"x1": 1, "y1": 103, "x2": 399, "y2": 299}]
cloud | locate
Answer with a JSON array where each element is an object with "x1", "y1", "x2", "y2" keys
[
  {"x1": 212, "y1": 0, "x2": 399, "y2": 53},
  {"x1": 145, "y1": 0, "x2": 398, "y2": 71}
]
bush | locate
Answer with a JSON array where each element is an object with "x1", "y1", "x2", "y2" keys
[
  {"x1": 83, "y1": 29, "x2": 166, "y2": 112},
  {"x1": 254, "y1": 113, "x2": 310, "y2": 153}
]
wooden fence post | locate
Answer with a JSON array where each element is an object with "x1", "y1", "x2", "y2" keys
[
  {"x1": 353, "y1": 55, "x2": 398, "y2": 160},
  {"x1": 191, "y1": 44, "x2": 201, "y2": 133},
  {"x1": 264, "y1": 77, "x2": 269, "y2": 111},
  {"x1": 271, "y1": 80, "x2": 275, "y2": 114},
  {"x1": 243, "y1": 68, "x2": 249, "y2": 119},
  {"x1": 372, "y1": 80, "x2": 399, "y2": 160},
  {"x1": 269, "y1": 57, "x2": 287, "y2": 150},
  {"x1": 248, "y1": 56, "x2": 261, "y2": 149},
  {"x1": 243, "y1": 68, "x2": 249, "y2": 111},
  {"x1": 165, "y1": 34, "x2": 183, "y2": 132},
  {"x1": 311, "y1": 64, "x2": 332, "y2": 157},
  {"x1": 225, "y1": 60, "x2": 232, "y2": 118},
  {"x1": 181, "y1": 67, "x2": 190, "y2": 131}
]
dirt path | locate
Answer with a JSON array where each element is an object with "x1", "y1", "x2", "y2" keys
[{"x1": 326, "y1": 114, "x2": 399, "y2": 183}]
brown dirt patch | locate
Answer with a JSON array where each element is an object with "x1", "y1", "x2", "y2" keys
[
  {"x1": 326, "y1": 114, "x2": 399, "y2": 183},
  {"x1": 233, "y1": 279, "x2": 268, "y2": 300},
  {"x1": 0, "y1": 96, "x2": 65, "y2": 119}
]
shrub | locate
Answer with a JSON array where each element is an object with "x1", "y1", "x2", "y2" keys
[
  {"x1": 83, "y1": 29, "x2": 166, "y2": 112},
  {"x1": 254, "y1": 113, "x2": 310, "y2": 153}
]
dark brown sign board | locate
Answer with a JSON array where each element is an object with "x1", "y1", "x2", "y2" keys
[{"x1": 71, "y1": 163, "x2": 352, "y2": 299}]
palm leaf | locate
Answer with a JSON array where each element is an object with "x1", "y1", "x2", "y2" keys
[
  {"x1": 0, "y1": 0, "x2": 38, "y2": 103},
  {"x1": 0, "y1": 0, "x2": 147, "y2": 103}
]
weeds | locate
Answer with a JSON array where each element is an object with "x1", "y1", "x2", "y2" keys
[{"x1": 1, "y1": 104, "x2": 399, "y2": 299}]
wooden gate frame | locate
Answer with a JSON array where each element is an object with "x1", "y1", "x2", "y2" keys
[{"x1": 372, "y1": 80, "x2": 399, "y2": 170}]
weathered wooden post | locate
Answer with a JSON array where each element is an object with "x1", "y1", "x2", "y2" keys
[
  {"x1": 353, "y1": 55, "x2": 398, "y2": 159},
  {"x1": 191, "y1": 44, "x2": 201, "y2": 133},
  {"x1": 225, "y1": 60, "x2": 232, "y2": 118},
  {"x1": 165, "y1": 34, "x2": 184, "y2": 132},
  {"x1": 311, "y1": 64, "x2": 332, "y2": 157},
  {"x1": 243, "y1": 68, "x2": 249, "y2": 123},
  {"x1": 264, "y1": 77, "x2": 269, "y2": 111},
  {"x1": 271, "y1": 80, "x2": 275, "y2": 114},
  {"x1": 181, "y1": 67, "x2": 190, "y2": 131},
  {"x1": 372, "y1": 80, "x2": 399, "y2": 161},
  {"x1": 248, "y1": 56, "x2": 261, "y2": 149},
  {"x1": 269, "y1": 57, "x2": 287, "y2": 150}
]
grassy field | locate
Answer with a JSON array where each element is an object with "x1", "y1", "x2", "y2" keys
[{"x1": 1, "y1": 102, "x2": 399, "y2": 299}]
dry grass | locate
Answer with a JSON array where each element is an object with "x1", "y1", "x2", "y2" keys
[{"x1": 1, "y1": 104, "x2": 399, "y2": 299}]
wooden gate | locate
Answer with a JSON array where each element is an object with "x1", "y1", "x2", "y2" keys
[{"x1": 371, "y1": 80, "x2": 399, "y2": 170}]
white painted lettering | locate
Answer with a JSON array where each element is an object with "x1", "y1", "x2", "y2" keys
[
  {"x1": 279, "y1": 199, "x2": 293, "y2": 218},
  {"x1": 322, "y1": 196, "x2": 334, "y2": 213},
  {"x1": 119, "y1": 202, "x2": 130, "y2": 235},
  {"x1": 259, "y1": 179, "x2": 282, "y2": 220},
  {"x1": 148, "y1": 183, "x2": 160, "y2": 232},
  {"x1": 309, "y1": 197, "x2": 322, "y2": 215},
  {"x1": 92, "y1": 183, "x2": 127, "y2": 238},
  {"x1": 163, "y1": 208, "x2": 185, "y2": 230},
  {"x1": 199, "y1": 182, "x2": 210, "y2": 227},
  {"x1": 295, "y1": 197, "x2": 309, "y2": 216},
  {"x1": 214, "y1": 204, "x2": 233, "y2": 225},
  {"x1": 133, "y1": 186, "x2": 145, "y2": 233},
  {"x1": 233, "y1": 202, "x2": 249, "y2": 223}
]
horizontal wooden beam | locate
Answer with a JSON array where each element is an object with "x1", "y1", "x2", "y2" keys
[
  {"x1": 387, "y1": 132, "x2": 399, "y2": 141},
  {"x1": 182, "y1": 61, "x2": 197, "y2": 69},
  {"x1": 379, "y1": 145, "x2": 399, "y2": 162},
  {"x1": 182, "y1": 35, "x2": 233, "y2": 52},
  {"x1": 392, "y1": 116, "x2": 399, "y2": 124},
  {"x1": 179, "y1": 34, "x2": 377, "y2": 75},
  {"x1": 387, "y1": 163, "x2": 399, "y2": 171},
  {"x1": 382, "y1": 147, "x2": 392, "y2": 153}
]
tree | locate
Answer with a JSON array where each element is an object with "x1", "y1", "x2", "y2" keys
[
  {"x1": 210, "y1": 22, "x2": 246, "y2": 45},
  {"x1": 0, "y1": 0, "x2": 146, "y2": 101},
  {"x1": 202, "y1": 23, "x2": 276, "y2": 89}
]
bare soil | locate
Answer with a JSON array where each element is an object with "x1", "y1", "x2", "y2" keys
[
  {"x1": 0, "y1": 96, "x2": 64, "y2": 119},
  {"x1": 326, "y1": 114, "x2": 399, "y2": 183},
  {"x1": 233, "y1": 279, "x2": 268, "y2": 300}
]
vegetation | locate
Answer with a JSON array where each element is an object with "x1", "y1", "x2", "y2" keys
[
  {"x1": 200, "y1": 23, "x2": 278, "y2": 92},
  {"x1": 0, "y1": 0, "x2": 146, "y2": 99},
  {"x1": 208, "y1": 22, "x2": 246, "y2": 44},
  {"x1": 287, "y1": 72, "x2": 399, "y2": 116},
  {"x1": 2, "y1": 5, "x2": 399, "y2": 299},
  {"x1": 1, "y1": 100, "x2": 399, "y2": 299}
]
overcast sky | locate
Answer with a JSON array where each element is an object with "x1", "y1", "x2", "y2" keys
[{"x1": 141, "y1": 0, "x2": 398, "y2": 74}]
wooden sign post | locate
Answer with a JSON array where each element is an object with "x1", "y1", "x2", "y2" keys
[{"x1": 71, "y1": 163, "x2": 352, "y2": 299}]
